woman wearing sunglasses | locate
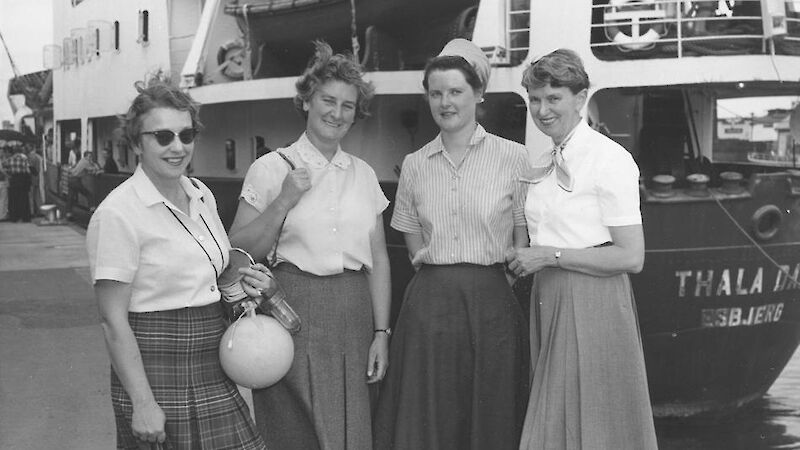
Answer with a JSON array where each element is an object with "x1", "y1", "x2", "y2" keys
[
  {"x1": 229, "y1": 41, "x2": 391, "y2": 450},
  {"x1": 86, "y1": 75, "x2": 268, "y2": 450}
]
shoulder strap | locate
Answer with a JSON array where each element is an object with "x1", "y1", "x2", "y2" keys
[{"x1": 270, "y1": 152, "x2": 296, "y2": 268}]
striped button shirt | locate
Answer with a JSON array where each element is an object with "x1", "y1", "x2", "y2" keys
[{"x1": 391, "y1": 124, "x2": 529, "y2": 266}]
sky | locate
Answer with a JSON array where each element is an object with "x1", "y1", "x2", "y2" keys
[{"x1": 0, "y1": 0, "x2": 53, "y2": 125}]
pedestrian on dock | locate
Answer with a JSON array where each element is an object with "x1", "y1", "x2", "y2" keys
[
  {"x1": 86, "y1": 75, "x2": 268, "y2": 450},
  {"x1": 508, "y1": 48, "x2": 658, "y2": 450},
  {"x1": 2, "y1": 144, "x2": 32, "y2": 223}
]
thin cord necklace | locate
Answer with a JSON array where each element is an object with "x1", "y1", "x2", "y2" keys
[{"x1": 164, "y1": 203, "x2": 224, "y2": 278}]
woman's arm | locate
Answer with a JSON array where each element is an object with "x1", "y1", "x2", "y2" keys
[
  {"x1": 513, "y1": 225, "x2": 529, "y2": 249},
  {"x1": 508, "y1": 224, "x2": 644, "y2": 278},
  {"x1": 366, "y1": 215, "x2": 392, "y2": 383},
  {"x1": 95, "y1": 280, "x2": 166, "y2": 445},
  {"x1": 228, "y1": 168, "x2": 311, "y2": 262},
  {"x1": 402, "y1": 232, "x2": 425, "y2": 263}
]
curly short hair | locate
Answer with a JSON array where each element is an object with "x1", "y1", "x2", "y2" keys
[
  {"x1": 119, "y1": 71, "x2": 202, "y2": 147},
  {"x1": 422, "y1": 55, "x2": 484, "y2": 95},
  {"x1": 293, "y1": 41, "x2": 374, "y2": 120},
  {"x1": 521, "y1": 49, "x2": 589, "y2": 94}
]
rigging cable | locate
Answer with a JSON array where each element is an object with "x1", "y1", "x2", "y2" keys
[
  {"x1": 0, "y1": 26, "x2": 21, "y2": 78},
  {"x1": 349, "y1": 0, "x2": 361, "y2": 62}
]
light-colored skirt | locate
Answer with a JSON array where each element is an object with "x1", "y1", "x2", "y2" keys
[
  {"x1": 519, "y1": 268, "x2": 657, "y2": 450},
  {"x1": 252, "y1": 264, "x2": 373, "y2": 450}
]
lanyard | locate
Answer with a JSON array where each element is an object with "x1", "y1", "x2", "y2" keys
[{"x1": 164, "y1": 203, "x2": 224, "y2": 279}]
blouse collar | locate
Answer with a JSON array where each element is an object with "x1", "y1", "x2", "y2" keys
[
  {"x1": 131, "y1": 165, "x2": 204, "y2": 214},
  {"x1": 295, "y1": 133, "x2": 352, "y2": 169},
  {"x1": 424, "y1": 123, "x2": 488, "y2": 158}
]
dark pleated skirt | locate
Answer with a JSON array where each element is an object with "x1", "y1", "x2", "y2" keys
[
  {"x1": 111, "y1": 302, "x2": 265, "y2": 450},
  {"x1": 374, "y1": 264, "x2": 530, "y2": 450},
  {"x1": 252, "y1": 264, "x2": 374, "y2": 450},
  {"x1": 519, "y1": 268, "x2": 657, "y2": 450}
]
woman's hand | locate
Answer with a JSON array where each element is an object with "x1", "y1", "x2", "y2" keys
[
  {"x1": 366, "y1": 333, "x2": 389, "y2": 384},
  {"x1": 131, "y1": 399, "x2": 166, "y2": 445},
  {"x1": 506, "y1": 246, "x2": 556, "y2": 278},
  {"x1": 278, "y1": 168, "x2": 312, "y2": 209},
  {"x1": 238, "y1": 263, "x2": 275, "y2": 298}
]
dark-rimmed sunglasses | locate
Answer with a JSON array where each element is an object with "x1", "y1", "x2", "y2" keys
[{"x1": 140, "y1": 128, "x2": 198, "y2": 146}]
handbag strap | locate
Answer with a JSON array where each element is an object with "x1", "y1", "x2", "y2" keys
[{"x1": 270, "y1": 152, "x2": 296, "y2": 268}]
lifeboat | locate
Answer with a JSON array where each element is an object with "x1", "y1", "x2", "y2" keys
[{"x1": 224, "y1": 0, "x2": 479, "y2": 76}]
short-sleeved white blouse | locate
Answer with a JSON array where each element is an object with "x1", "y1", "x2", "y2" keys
[
  {"x1": 240, "y1": 133, "x2": 389, "y2": 276},
  {"x1": 86, "y1": 166, "x2": 231, "y2": 312},
  {"x1": 525, "y1": 120, "x2": 642, "y2": 249}
]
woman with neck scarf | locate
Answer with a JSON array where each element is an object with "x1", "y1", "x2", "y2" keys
[
  {"x1": 374, "y1": 38, "x2": 530, "y2": 450},
  {"x1": 508, "y1": 49, "x2": 657, "y2": 449}
]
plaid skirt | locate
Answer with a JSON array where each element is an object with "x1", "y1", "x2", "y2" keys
[{"x1": 111, "y1": 302, "x2": 265, "y2": 450}]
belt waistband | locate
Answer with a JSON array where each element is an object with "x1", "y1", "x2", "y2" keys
[{"x1": 274, "y1": 262, "x2": 365, "y2": 277}]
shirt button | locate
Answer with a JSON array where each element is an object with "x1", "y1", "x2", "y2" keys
[
  {"x1": 333, "y1": 228, "x2": 337, "y2": 232},
  {"x1": 197, "y1": 235, "x2": 205, "y2": 241},
  {"x1": 210, "y1": 285, "x2": 216, "y2": 292}
]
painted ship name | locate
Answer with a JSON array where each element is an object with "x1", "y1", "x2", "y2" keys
[{"x1": 674, "y1": 264, "x2": 800, "y2": 298}]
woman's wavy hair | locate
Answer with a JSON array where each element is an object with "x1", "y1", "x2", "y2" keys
[
  {"x1": 521, "y1": 49, "x2": 589, "y2": 94},
  {"x1": 119, "y1": 71, "x2": 202, "y2": 147},
  {"x1": 294, "y1": 40, "x2": 375, "y2": 120}
]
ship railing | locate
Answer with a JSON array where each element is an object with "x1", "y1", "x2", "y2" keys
[
  {"x1": 507, "y1": 1, "x2": 532, "y2": 66},
  {"x1": 590, "y1": 0, "x2": 800, "y2": 59},
  {"x1": 480, "y1": 0, "x2": 531, "y2": 67}
]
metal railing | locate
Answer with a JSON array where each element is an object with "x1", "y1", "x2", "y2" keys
[{"x1": 590, "y1": 0, "x2": 800, "y2": 59}]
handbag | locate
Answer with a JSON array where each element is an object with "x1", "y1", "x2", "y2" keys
[{"x1": 217, "y1": 152, "x2": 301, "y2": 332}]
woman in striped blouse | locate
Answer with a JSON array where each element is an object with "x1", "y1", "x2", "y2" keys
[{"x1": 373, "y1": 38, "x2": 530, "y2": 450}]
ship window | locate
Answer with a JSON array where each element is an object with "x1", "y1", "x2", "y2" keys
[
  {"x1": 114, "y1": 21, "x2": 120, "y2": 51},
  {"x1": 713, "y1": 95, "x2": 800, "y2": 167},
  {"x1": 138, "y1": 10, "x2": 149, "y2": 45},
  {"x1": 591, "y1": 0, "x2": 800, "y2": 60}
]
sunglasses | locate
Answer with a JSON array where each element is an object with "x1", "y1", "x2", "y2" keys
[{"x1": 140, "y1": 128, "x2": 198, "y2": 146}]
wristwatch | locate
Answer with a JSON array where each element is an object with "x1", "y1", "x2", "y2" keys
[
  {"x1": 554, "y1": 250, "x2": 562, "y2": 267},
  {"x1": 375, "y1": 328, "x2": 392, "y2": 336}
]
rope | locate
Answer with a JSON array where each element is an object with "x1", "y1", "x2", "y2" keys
[
  {"x1": 349, "y1": 0, "x2": 360, "y2": 59},
  {"x1": 708, "y1": 188, "x2": 800, "y2": 287},
  {"x1": 242, "y1": 4, "x2": 253, "y2": 80}
]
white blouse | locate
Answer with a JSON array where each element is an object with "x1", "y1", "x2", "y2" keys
[
  {"x1": 240, "y1": 133, "x2": 389, "y2": 276},
  {"x1": 525, "y1": 120, "x2": 642, "y2": 248},
  {"x1": 87, "y1": 166, "x2": 231, "y2": 312}
]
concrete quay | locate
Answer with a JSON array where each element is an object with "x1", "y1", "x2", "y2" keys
[{"x1": 0, "y1": 220, "x2": 114, "y2": 449}]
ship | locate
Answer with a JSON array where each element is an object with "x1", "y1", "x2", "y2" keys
[{"x1": 42, "y1": 0, "x2": 800, "y2": 419}]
